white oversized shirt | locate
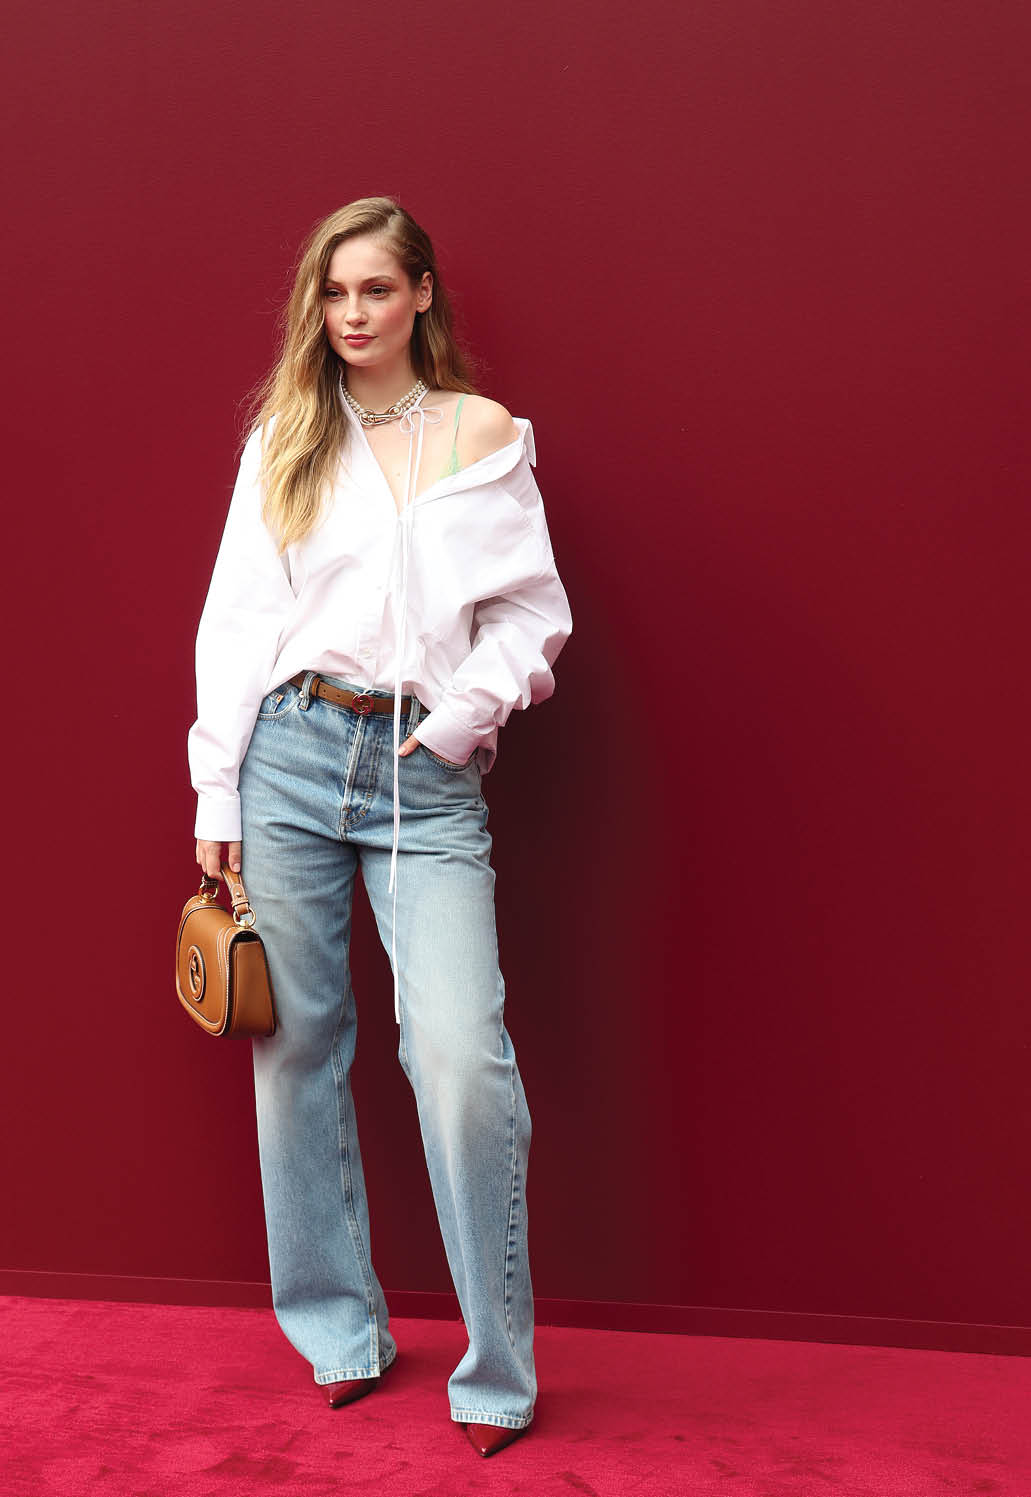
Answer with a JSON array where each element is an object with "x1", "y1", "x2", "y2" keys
[{"x1": 187, "y1": 383, "x2": 573, "y2": 1017}]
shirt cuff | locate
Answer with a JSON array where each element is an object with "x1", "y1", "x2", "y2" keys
[
  {"x1": 412, "y1": 701, "x2": 484, "y2": 765},
  {"x1": 194, "y1": 795, "x2": 243, "y2": 842}
]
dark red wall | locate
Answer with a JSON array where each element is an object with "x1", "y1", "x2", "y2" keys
[{"x1": 3, "y1": 0, "x2": 1029, "y2": 1333}]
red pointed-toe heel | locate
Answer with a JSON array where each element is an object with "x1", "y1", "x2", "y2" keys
[
  {"x1": 323, "y1": 1356, "x2": 395, "y2": 1408},
  {"x1": 325, "y1": 1376, "x2": 377, "y2": 1407},
  {"x1": 464, "y1": 1422, "x2": 528, "y2": 1457}
]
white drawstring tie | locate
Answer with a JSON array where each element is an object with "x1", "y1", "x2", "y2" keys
[{"x1": 388, "y1": 394, "x2": 443, "y2": 1023}]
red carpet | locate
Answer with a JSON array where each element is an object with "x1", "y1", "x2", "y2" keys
[{"x1": 1, "y1": 1295, "x2": 1029, "y2": 1495}]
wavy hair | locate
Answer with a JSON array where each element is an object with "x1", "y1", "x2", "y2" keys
[{"x1": 240, "y1": 197, "x2": 480, "y2": 552}]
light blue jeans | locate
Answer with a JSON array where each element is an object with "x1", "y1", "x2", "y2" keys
[{"x1": 237, "y1": 669, "x2": 535, "y2": 1430}]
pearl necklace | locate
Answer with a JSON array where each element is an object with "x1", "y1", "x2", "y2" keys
[{"x1": 339, "y1": 373, "x2": 428, "y2": 426}]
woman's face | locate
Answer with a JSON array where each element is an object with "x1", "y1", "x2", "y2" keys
[{"x1": 322, "y1": 235, "x2": 432, "y2": 373}]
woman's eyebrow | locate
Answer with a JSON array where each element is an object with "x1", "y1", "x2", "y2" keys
[{"x1": 323, "y1": 275, "x2": 398, "y2": 286}]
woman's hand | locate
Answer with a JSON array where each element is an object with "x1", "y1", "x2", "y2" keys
[
  {"x1": 196, "y1": 839, "x2": 242, "y2": 878},
  {"x1": 398, "y1": 734, "x2": 462, "y2": 764}
]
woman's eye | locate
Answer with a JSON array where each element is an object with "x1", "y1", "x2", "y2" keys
[{"x1": 324, "y1": 287, "x2": 389, "y2": 299}]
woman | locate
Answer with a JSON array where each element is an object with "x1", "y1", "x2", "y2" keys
[{"x1": 187, "y1": 197, "x2": 572, "y2": 1457}]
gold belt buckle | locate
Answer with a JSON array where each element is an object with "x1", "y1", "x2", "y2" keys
[{"x1": 351, "y1": 692, "x2": 373, "y2": 715}]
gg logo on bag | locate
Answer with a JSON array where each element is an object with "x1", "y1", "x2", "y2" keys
[{"x1": 187, "y1": 945, "x2": 206, "y2": 1002}]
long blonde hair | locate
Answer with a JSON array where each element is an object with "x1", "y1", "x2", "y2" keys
[{"x1": 241, "y1": 197, "x2": 480, "y2": 552}]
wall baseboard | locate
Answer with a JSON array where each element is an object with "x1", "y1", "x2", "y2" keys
[{"x1": 1, "y1": 1269, "x2": 1027, "y2": 1357}]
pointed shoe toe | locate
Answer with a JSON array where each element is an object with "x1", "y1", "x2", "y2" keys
[
  {"x1": 464, "y1": 1422, "x2": 527, "y2": 1457},
  {"x1": 325, "y1": 1376, "x2": 376, "y2": 1407},
  {"x1": 324, "y1": 1358, "x2": 394, "y2": 1408}
]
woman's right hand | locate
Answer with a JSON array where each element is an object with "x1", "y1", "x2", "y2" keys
[{"x1": 196, "y1": 839, "x2": 242, "y2": 879}]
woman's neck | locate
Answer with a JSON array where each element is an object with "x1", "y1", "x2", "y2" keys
[{"x1": 342, "y1": 363, "x2": 425, "y2": 413}]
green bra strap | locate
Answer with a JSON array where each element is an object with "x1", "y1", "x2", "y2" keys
[{"x1": 443, "y1": 394, "x2": 466, "y2": 477}]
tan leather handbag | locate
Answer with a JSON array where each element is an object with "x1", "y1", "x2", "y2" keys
[{"x1": 176, "y1": 865, "x2": 277, "y2": 1036}]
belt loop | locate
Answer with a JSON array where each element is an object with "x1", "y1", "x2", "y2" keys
[
  {"x1": 406, "y1": 692, "x2": 421, "y2": 738},
  {"x1": 298, "y1": 669, "x2": 318, "y2": 710}
]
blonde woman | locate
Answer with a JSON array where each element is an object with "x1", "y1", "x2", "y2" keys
[{"x1": 188, "y1": 197, "x2": 572, "y2": 1457}]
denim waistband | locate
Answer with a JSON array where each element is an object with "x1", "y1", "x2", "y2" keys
[{"x1": 293, "y1": 670, "x2": 424, "y2": 738}]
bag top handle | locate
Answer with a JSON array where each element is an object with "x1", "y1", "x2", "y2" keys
[{"x1": 198, "y1": 865, "x2": 256, "y2": 926}]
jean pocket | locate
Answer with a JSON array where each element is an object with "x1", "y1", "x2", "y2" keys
[
  {"x1": 257, "y1": 680, "x2": 300, "y2": 720},
  {"x1": 420, "y1": 743, "x2": 478, "y2": 772}
]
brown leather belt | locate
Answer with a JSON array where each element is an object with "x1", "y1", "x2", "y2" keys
[{"x1": 288, "y1": 672, "x2": 415, "y2": 719}]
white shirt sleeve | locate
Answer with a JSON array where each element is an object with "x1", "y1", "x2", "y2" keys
[
  {"x1": 412, "y1": 472, "x2": 573, "y2": 764},
  {"x1": 187, "y1": 430, "x2": 296, "y2": 841}
]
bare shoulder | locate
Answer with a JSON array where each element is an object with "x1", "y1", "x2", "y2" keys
[{"x1": 460, "y1": 395, "x2": 520, "y2": 462}]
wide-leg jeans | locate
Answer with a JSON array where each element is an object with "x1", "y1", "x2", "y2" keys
[{"x1": 237, "y1": 669, "x2": 536, "y2": 1430}]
